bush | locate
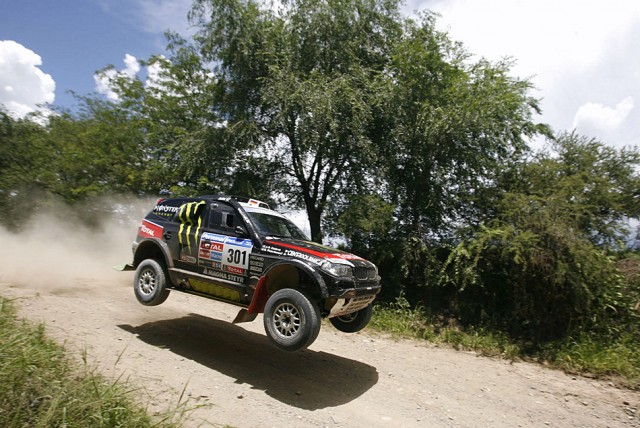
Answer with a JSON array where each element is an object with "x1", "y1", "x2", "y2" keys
[{"x1": 439, "y1": 204, "x2": 630, "y2": 342}]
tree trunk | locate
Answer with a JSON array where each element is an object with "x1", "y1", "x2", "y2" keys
[{"x1": 305, "y1": 201, "x2": 323, "y2": 243}]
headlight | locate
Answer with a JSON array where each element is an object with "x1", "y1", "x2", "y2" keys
[{"x1": 320, "y1": 260, "x2": 353, "y2": 277}]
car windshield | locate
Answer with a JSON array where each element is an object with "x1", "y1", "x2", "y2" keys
[{"x1": 247, "y1": 212, "x2": 309, "y2": 240}]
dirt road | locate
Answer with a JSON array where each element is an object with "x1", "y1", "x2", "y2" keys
[
  {"x1": 1, "y1": 273, "x2": 638, "y2": 428},
  {"x1": 0, "y1": 213, "x2": 638, "y2": 427}
]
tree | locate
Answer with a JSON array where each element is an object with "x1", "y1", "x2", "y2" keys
[
  {"x1": 39, "y1": 102, "x2": 147, "y2": 201},
  {"x1": 0, "y1": 109, "x2": 51, "y2": 229},
  {"x1": 382, "y1": 14, "x2": 550, "y2": 238},
  {"x1": 94, "y1": 35, "x2": 239, "y2": 196},
  {"x1": 190, "y1": 0, "x2": 403, "y2": 242},
  {"x1": 496, "y1": 132, "x2": 640, "y2": 245},
  {"x1": 190, "y1": 1, "x2": 548, "y2": 243}
]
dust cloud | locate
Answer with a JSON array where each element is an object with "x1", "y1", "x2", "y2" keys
[{"x1": 0, "y1": 196, "x2": 156, "y2": 290}]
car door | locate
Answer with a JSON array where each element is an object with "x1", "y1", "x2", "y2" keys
[{"x1": 191, "y1": 202, "x2": 254, "y2": 303}]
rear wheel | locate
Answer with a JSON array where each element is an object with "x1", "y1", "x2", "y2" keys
[
  {"x1": 133, "y1": 259, "x2": 170, "y2": 306},
  {"x1": 329, "y1": 304, "x2": 373, "y2": 333},
  {"x1": 263, "y1": 288, "x2": 321, "y2": 352}
]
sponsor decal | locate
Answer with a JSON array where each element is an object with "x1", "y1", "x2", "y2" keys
[
  {"x1": 153, "y1": 204, "x2": 179, "y2": 216},
  {"x1": 180, "y1": 254, "x2": 197, "y2": 264},
  {"x1": 249, "y1": 260, "x2": 264, "y2": 268},
  {"x1": 225, "y1": 265, "x2": 245, "y2": 275},
  {"x1": 265, "y1": 240, "x2": 363, "y2": 263},
  {"x1": 201, "y1": 232, "x2": 227, "y2": 243},
  {"x1": 198, "y1": 232, "x2": 253, "y2": 276},
  {"x1": 330, "y1": 253, "x2": 363, "y2": 261},
  {"x1": 200, "y1": 261, "x2": 223, "y2": 270},
  {"x1": 261, "y1": 245, "x2": 284, "y2": 255},
  {"x1": 249, "y1": 265, "x2": 264, "y2": 275},
  {"x1": 202, "y1": 268, "x2": 244, "y2": 283},
  {"x1": 138, "y1": 219, "x2": 163, "y2": 239},
  {"x1": 249, "y1": 255, "x2": 264, "y2": 274},
  {"x1": 178, "y1": 201, "x2": 205, "y2": 257},
  {"x1": 283, "y1": 249, "x2": 323, "y2": 265},
  {"x1": 203, "y1": 242, "x2": 223, "y2": 252}
]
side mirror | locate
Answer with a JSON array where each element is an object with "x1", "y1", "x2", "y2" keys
[{"x1": 235, "y1": 225, "x2": 249, "y2": 238}]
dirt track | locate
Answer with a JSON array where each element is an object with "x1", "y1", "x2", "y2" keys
[
  {"x1": 1, "y1": 273, "x2": 638, "y2": 428},
  {"x1": 0, "y1": 213, "x2": 639, "y2": 428}
]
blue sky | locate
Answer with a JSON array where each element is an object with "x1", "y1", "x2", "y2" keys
[
  {"x1": 0, "y1": 0, "x2": 191, "y2": 110},
  {"x1": 1, "y1": 0, "x2": 639, "y2": 150}
]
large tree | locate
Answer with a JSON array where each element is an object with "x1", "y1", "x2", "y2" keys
[{"x1": 190, "y1": 0, "x2": 403, "y2": 241}]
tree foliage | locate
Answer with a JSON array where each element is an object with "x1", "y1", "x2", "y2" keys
[
  {"x1": 382, "y1": 16, "x2": 550, "y2": 237},
  {"x1": 440, "y1": 134, "x2": 640, "y2": 341}
]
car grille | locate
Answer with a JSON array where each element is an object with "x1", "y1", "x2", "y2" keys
[{"x1": 353, "y1": 266, "x2": 377, "y2": 280}]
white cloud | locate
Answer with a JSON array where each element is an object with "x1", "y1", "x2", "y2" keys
[
  {"x1": 94, "y1": 53, "x2": 140, "y2": 101},
  {"x1": 404, "y1": 0, "x2": 640, "y2": 147},
  {"x1": 573, "y1": 96, "x2": 634, "y2": 133},
  {"x1": 145, "y1": 55, "x2": 170, "y2": 89},
  {"x1": 135, "y1": 0, "x2": 193, "y2": 35},
  {"x1": 411, "y1": 0, "x2": 640, "y2": 80},
  {"x1": 0, "y1": 40, "x2": 55, "y2": 118},
  {"x1": 123, "y1": 53, "x2": 140, "y2": 77}
]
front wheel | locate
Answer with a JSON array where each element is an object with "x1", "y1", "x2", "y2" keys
[
  {"x1": 263, "y1": 289, "x2": 321, "y2": 352},
  {"x1": 329, "y1": 304, "x2": 373, "y2": 333},
  {"x1": 133, "y1": 259, "x2": 170, "y2": 306}
]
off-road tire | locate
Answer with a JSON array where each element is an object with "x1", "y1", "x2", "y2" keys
[
  {"x1": 329, "y1": 303, "x2": 373, "y2": 333},
  {"x1": 133, "y1": 259, "x2": 170, "y2": 306},
  {"x1": 263, "y1": 288, "x2": 321, "y2": 352}
]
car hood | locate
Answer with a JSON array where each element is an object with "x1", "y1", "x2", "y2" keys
[{"x1": 261, "y1": 237, "x2": 369, "y2": 266}]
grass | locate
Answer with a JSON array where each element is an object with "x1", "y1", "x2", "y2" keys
[
  {"x1": 0, "y1": 296, "x2": 186, "y2": 428},
  {"x1": 369, "y1": 296, "x2": 640, "y2": 389},
  {"x1": 546, "y1": 332, "x2": 640, "y2": 386}
]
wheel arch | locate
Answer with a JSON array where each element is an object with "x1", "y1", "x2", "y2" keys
[
  {"x1": 133, "y1": 239, "x2": 173, "y2": 268},
  {"x1": 247, "y1": 260, "x2": 327, "y2": 315}
]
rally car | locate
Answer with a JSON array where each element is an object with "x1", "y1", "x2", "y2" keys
[{"x1": 119, "y1": 195, "x2": 381, "y2": 351}]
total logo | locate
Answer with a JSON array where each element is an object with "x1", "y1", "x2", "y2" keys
[
  {"x1": 140, "y1": 224, "x2": 155, "y2": 237},
  {"x1": 139, "y1": 220, "x2": 163, "y2": 239}
]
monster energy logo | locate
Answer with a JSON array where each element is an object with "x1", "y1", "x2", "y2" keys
[{"x1": 178, "y1": 200, "x2": 205, "y2": 255}]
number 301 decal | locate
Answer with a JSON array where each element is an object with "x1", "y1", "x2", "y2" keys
[{"x1": 227, "y1": 248, "x2": 248, "y2": 266}]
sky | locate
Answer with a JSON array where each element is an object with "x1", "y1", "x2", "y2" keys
[{"x1": 1, "y1": 0, "x2": 639, "y2": 149}]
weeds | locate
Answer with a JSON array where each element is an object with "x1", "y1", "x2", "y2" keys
[
  {"x1": 547, "y1": 332, "x2": 640, "y2": 388},
  {"x1": 0, "y1": 297, "x2": 184, "y2": 427}
]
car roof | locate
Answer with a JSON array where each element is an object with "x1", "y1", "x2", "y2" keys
[{"x1": 241, "y1": 204, "x2": 286, "y2": 218}]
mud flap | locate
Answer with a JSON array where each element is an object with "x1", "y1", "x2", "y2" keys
[
  {"x1": 233, "y1": 308, "x2": 258, "y2": 324},
  {"x1": 113, "y1": 263, "x2": 135, "y2": 271}
]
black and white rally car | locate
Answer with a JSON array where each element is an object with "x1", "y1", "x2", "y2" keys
[{"x1": 119, "y1": 195, "x2": 381, "y2": 351}]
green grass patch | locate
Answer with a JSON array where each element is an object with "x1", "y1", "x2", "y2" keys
[
  {"x1": 370, "y1": 297, "x2": 640, "y2": 389},
  {"x1": 0, "y1": 297, "x2": 184, "y2": 427},
  {"x1": 544, "y1": 332, "x2": 640, "y2": 388}
]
